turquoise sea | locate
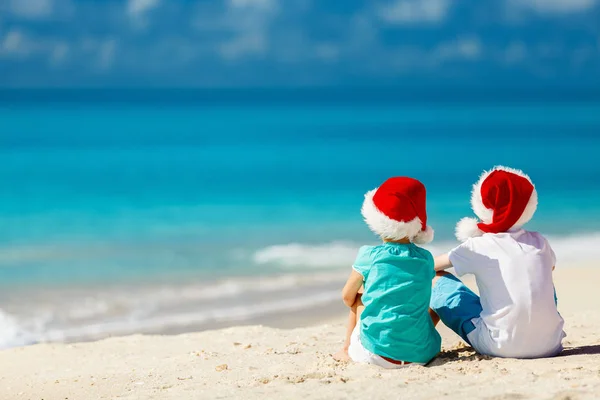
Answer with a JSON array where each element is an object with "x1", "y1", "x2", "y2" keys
[{"x1": 1, "y1": 89, "x2": 599, "y2": 347}]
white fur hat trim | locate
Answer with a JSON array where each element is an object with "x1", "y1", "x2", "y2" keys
[
  {"x1": 362, "y1": 189, "x2": 434, "y2": 243},
  {"x1": 456, "y1": 165, "x2": 538, "y2": 242}
]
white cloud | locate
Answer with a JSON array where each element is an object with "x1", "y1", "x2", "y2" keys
[
  {"x1": 2, "y1": 31, "x2": 23, "y2": 53},
  {"x1": 386, "y1": 37, "x2": 482, "y2": 73},
  {"x1": 97, "y1": 39, "x2": 117, "y2": 70},
  {"x1": 508, "y1": 0, "x2": 599, "y2": 14},
  {"x1": 504, "y1": 41, "x2": 527, "y2": 64},
  {"x1": 208, "y1": 0, "x2": 279, "y2": 61},
  {"x1": 537, "y1": 43, "x2": 562, "y2": 58},
  {"x1": 571, "y1": 47, "x2": 594, "y2": 68},
  {"x1": 219, "y1": 32, "x2": 266, "y2": 60},
  {"x1": 314, "y1": 43, "x2": 340, "y2": 62},
  {"x1": 378, "y1": 0, "x2": 451, "y2": 24},
  {"x1": 81, "y1": 37, "x2": 118, "y2": 70},
  {"x1": 228, "y1": 0, "x2": 277, "y2": 11},
  {"x1": 434, "y1": 37, "x2": 482, "y2": 61},
  {"x1": 374, "y1": 36, "x2": 486, "y2": 75},
  {"x1": 126, "y1": 0, "x2": 161, "y2": 30},
  {"x1": 0, "y1": 30, "x2": 33, "y2": 57},
  {"x1": 0, "y1": 30, "x2": 69, "y2": 67},
  {"x1": 127, "y1": 0, "x2": 160, "y2": 16},
  {"x1": 7, "y1": 0, "x2": 53, "y2": 19},
  {"x1": 50, "y1": 42, "x2": 69, "y2": 65}
]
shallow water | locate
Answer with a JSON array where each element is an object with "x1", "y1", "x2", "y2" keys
[{"x1": 1, "y1": 89, "x2": 599, "y2": 347}]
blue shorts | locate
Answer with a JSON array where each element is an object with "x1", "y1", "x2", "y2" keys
[{"x1": 430, "y1": 274, "x2": 482, "y2": 344}]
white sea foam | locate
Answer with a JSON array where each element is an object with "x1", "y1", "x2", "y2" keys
[
  {"x1": 546, "y1": 233, "x2": 600, "y2": 265},
  {"x1": 0, "y1": 287, "x2": 341, "y2": 347},
  {"x1": 251, "y1": 240, "x2": 453, "y2": 268},
  {"x1": 37, "y1": 291, "x2": 341, "y2": 343},
  {"x1": 0, "y1": 310, "x2": 37, "y2": 349},
  {"x1": 0, "y1": 271, "x2": 346, "y2": 348},
  {"x1": 252, "y1": 234, "x2": 600, "y2": 269},
  {"x1": 252, "y1": 241, "x2": 361, "y2": 268},
  {"x1": 1, "y1": 233, "x2": 597, "y2": 349}
]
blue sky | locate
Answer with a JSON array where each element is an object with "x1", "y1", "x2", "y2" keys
[{"x1": 0, "y1": 0, "x2": 599, "y2": 87}]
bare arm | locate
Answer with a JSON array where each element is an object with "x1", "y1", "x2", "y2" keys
[
  {"x1": 434, "y1": 253, "x2": 453, "y2": 272},
  {"x1": 341, "y1": 270, "x2": 364, "y2": 307}
]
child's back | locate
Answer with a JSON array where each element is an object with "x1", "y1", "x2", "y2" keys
[
  {"x1": 335, "y1": 177, "x2": 441, "y2": 368},
  {"x1": 450, "y1": 229, "x2": 564, "y2": 358},
  {"x1": 356, "y1": 242, "x2": 441, "y2": 364},
  {"x1": 430, "y1": 166, "x2": 566, "y2": 359}
]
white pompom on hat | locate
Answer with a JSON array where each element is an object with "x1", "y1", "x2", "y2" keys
[
  {"x1": 361, "y1": 177, "x2": 434, "y2": 244},
  {"x1": 456, "y1": 166, "x2": 538, "y2": 242}
]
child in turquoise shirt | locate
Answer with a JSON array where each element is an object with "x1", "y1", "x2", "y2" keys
[{"x1": 333, "y1": 177, "x2": 441, "y2": 368}]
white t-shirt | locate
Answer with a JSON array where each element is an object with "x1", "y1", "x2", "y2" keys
[{"x1": 449, "y1": 229, "x2": 565, "y2": 358}]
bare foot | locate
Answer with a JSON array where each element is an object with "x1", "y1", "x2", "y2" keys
[{"x1": 332, "y1": 348, "x2": 351, "y2": 362}]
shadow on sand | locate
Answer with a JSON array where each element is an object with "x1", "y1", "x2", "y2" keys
[
  {"x1": 559, "y1": 344, "x2": 600, "y2": 357},
  {"x1": 429, "y1": 343, "x2": 600, "y2": 366},
  {"x1": 429, "y1": 343, "x2": 492, "y2": 366}
]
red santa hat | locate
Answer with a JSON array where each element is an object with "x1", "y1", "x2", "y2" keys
[
  {"x1": 456, "y1": 166, "x2": 538, "y2": 242},
  {"x1": 361, "y1": 177, "x2": 434, "y2": 244}
]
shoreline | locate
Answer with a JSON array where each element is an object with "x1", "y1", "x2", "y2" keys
[
  {"x1": 1, "y1": 267, "x2": 599, "y2": 399},
  {"x1": 2, "y1": 260, "x2": 597, "y2": 349}
]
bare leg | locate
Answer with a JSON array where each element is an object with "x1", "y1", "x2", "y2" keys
[
  {"x1": 333, "y1": 293, "x2": 364, "y2": 361},
  {"x1": 429, "y1": 271, "x2": 451, "y2": 327}
]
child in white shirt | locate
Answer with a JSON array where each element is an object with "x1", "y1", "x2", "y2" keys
[{"x1": 430, "y1": 166, "x2": 565, "y2": 359}]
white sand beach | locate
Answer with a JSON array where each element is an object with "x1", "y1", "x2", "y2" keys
[{"x1": 1, "y1": 267, "x2": 599, "y2": 400}]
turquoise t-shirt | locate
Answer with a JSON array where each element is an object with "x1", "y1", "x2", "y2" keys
[{"x1": 353, "y1": 242, "x2": 441, "y2": 364}]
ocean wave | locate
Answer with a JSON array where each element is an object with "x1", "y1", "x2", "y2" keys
[
  {"x1": 251, "y1": 240, "x2": 456, "y2": 268},
  {"x1": 0, "y1": 310, "x2": 37, "y2": 349},
  {"x1": 252, "y1": 234, "x2": 600, "y2": 269},
  {"x1": 0, "y1": 271, "x2": 346, "y2": 349},
  {"x1": 0, "y1": 288, "x2": 342, "y2": 348},
  {"x1": 546, "y1": 233, "x2": 600, "y2": 264},
  {"x1": 252, "y1": 241, "x2": 361, "y2": 268},
  {"x1": 38, "y1": 291, "x2": 341, "y2": 343},
  {"x1": 1, "y1": 233, "x2": 597, "y2": 349}
]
